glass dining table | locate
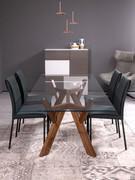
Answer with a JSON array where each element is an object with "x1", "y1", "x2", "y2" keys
[{"x1": 32, "y1": 74, "x2": 115, "y2": 158}]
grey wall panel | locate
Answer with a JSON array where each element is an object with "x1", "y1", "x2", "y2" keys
[
  {"x1": 0, "y1": 1, "x2": 2, "y2": 92},
  {"x1": 1, "y1": 0, "x2": 135, "y2": 90},
  {"x1": 0, "y1": 43, "x2": 2, "y2": 92}
]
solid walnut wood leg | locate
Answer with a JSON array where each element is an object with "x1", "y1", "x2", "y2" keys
[
  {"x1": 39, "y1": 112, "x2": 65, "y2": 157},
  {"x1": 55, "y1": 91, "x2": 66, "y2": 105},
  {"x1": 71, "y1": 93, "x2": 82, "y2": 106},
  {"x1": 71, "y1": 112, "x2": 96, "y2": 157}
]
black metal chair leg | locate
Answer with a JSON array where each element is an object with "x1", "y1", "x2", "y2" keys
[
  {"x1": 87, "y1": 116, "x2": 89, "y2": 134},
  {"x1": 9, "y1": 119, "x2": 14, "y2": 149},
  {"x1": 112, "y1": 119, "x2": 114, "y2": 124},
  {"x1": 117, "y1": 119, "x2": 121, "y2": 138},
  {"x1": 89, "y1": 117, "x2": 92, "y2": 141},
  {"x1": 115, "y1": 119, "x2": 118, "y2": 133},
  {"x1": 22, "y1": 118, "x2": 24, "y2": 124},
  {"x1": 43, "y1": 117, "x2": 46, "y2": 143},
  {"x1": 121, "y1": 120, "x2": 127, "y2": 150},
  {"x1": 18, "y1": 119, "x2": 21, "y2": 132},
  {"x1": 15, "y1": 119, "x2": 19, "y2": 137}
]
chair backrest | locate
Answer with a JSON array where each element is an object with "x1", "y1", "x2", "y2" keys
[
  {"x1": 113, "y1": 76, "x2": 131, "y2": 118},
  {"x1": 108, "y1": 70, "x2": 122, "y2": 100},
  {"x1": 5, "y1": 75, "x2": 22, "y2": 117},
  {"x1": 15, "y1": 70, "x2": 27, "y2": 103}
]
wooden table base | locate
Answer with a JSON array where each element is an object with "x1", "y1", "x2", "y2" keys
[{"x1": 39, "y1": 111, "x2": 96, "y2": 157}]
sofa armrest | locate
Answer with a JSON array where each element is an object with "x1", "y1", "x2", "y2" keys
[
  {"x1": 99, "y1": 71, "x2": 114, "y2": 85},
  {"x1": 127, "y1": 74, "x2": 135, "y2": 92}
]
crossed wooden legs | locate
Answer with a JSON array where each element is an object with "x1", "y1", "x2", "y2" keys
[{"x1": 39, "y1": 111, "x2": 96, "y2": 157}]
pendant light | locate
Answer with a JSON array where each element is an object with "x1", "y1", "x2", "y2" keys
[{"x1": 56, "y1": 0, "x2": 66, "y2": 15}]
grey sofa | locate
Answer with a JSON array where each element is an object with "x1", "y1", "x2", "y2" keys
[{"x1": 99, "y1": 50, "x2": 135, "y2": 97}]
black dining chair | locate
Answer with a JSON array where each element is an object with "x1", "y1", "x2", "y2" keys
[
  {"x1": 5, "y1": 75, "x2": 47, "y2": 149},
  {"x1": 15, "y1": 70, "x2": 45, "y2": 104},
  {"x1": 86, "y1": 70, "x2": 122, "y2": 102},
  {"x1": 87, "y1": 76, "x2": 131, "y2": 150},
  {"x1": 106, "y1": 69, "x2": 122, "y2": 101},
  {"x1": 15, "y1": 70, "x2": 51, "y2": 131},
  {"x1": 107, "y1": 70, "x2": 122, "y2": 125},
  {"x1": 86, "y1": 70, "x2": 122, "y2": 131}
]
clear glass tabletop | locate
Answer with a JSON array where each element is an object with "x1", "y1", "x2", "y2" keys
[
  {"x1": 32, "y1": 74, "x2": 115, "y2": 112},
  {"x1": 33, "y1": 74, "x2": 115, "y2": 157}
]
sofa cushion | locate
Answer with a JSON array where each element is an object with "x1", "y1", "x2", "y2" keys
[
  {"x1": 127, "y1": 74, "x2": 135, "y2": 92},
  {"x1": 114, "y1": 50, "x2": 134, "y2": 62},
  {"x1": 99, "y1": 71, "x2": 113, "y2": 85},
  {"x1": 130, "y1": 62, "x2": 135, "y2": 74},
  {"x1": 116, "y1": 61, "x2": 131, "y2": 73},
  {"x1": 114, "y1": 50, "x2": 134, "y2": 73},
  {"x1": 100, "y1": 71, "x2": 131, "y2": 85}
]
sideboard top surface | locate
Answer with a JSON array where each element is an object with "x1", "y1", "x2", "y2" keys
[{"x1": 45, "y1": 49, "x2": 88, "y2": 51}]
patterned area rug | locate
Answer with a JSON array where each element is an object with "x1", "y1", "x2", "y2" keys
[{"x1": 0, "y1": 112, "x2": 135, "y2": 180}]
